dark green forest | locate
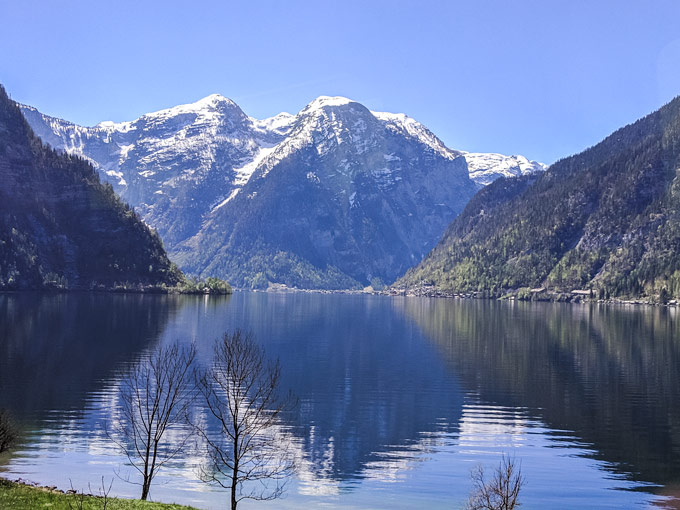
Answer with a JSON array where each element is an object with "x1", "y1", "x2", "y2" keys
[
  {"x1": 398, "y1": 95, "x2": 680, "y2": 300},
  {"x1": 0, "y1": 84, "x2": 183, "y2": 290}
]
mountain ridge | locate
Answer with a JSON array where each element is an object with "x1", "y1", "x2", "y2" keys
[
  {"x1": 21, "y1": 94, "x2": 546, "y2": 188},
  {"x1": 396, "y1": 94, "x2": 680, "y2": 300},
  {"x1": 21, "y1": 94, "x2": 545, "y2": 289}
]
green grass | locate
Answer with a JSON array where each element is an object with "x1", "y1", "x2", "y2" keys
[{"x1": 0, "y1": 479, "x2": 200, "y2": 509}]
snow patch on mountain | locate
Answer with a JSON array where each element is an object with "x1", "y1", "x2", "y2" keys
[
  {"x1": 22, "y1": 95, "x2": 545, "y2": 197},
  {"x1": 252, "y1": 112, "x2": 295, "y2": 136},
  {"x1": 371, "y1": 111, "x2": 460, "y2": 161},
  {"x1": 94, "y1": 119, "x2": 134, "y2": 133},
  {"x1": 21, "y1": 94, "x2": 547, "y2": 248},
  {"x1": 463, "y1": 152, "x2": 547, "y2": 187},
  {"x1": 213, "y1": 144, "x2": 281, "y2": 209},
  {"x1": 20, "y1": 93, "x2": 549, "y2": 288},
  {"x1": 105, "y1": 169, "x2": 127, "y2": 186},
  {"x1": 137, "y1": 93, "x2": 238, "y2": 125},
  {"x1": 305, "y1": 96, "x2": 355, "y2": 110}
]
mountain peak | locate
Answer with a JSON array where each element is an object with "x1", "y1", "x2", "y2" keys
[
  {"x1": 136, "y1": 93, "x2": 242, "y2": 123},
  {"x1": 195, "y1": 93, "x2": 237, "y2": 108},
  {"x1": 84, "y1": 94, "x2": 242, "y2": 131},
  {"x1": 21, "y1": 94, "x2": 549, "y2": 290},
  {"x1": 304, "y1": 96, "x2": 357, "y2": 111}
]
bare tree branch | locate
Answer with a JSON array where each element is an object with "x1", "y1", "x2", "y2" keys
[
  {"x1": 466, "y1": 454, "x2": 525, "y2": 510},
  {"x1": 107, "y1": 343, "x2": 197, "y2": 500},
  {"x1": 196, "y1": 330, "x2": 297, "y2": 510}
]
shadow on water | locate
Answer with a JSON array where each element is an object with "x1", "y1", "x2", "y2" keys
[
  {"x1": 0, "y1": 291, "x2": 465, "y2": 497},
  {"x1": 2, "y1": 291, "x2": 679, "y2": 508},
  {"x1": 398, "y1": 298, "x2": 680, "y2": 496},
  {"x1": 0, "y1": 292, "x2": 190, "y2": 416}
]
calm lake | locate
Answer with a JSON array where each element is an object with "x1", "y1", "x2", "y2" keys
[{"x1": 0, "y1": 292, "x2": 679, "y2": 509}]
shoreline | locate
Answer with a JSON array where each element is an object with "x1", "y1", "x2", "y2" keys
[
  {"x1": 0, "y1": 284, "x2": 233, "y2": 296},
  {"x1": 2, "y1": 284, "x2": 677, "y2": 309},
  {"x1": 0, "y1": 476, "x2": 198, "y2": 509},
  {"x1": 244, "y1": 284, "x2": 680, "y2": 308},
  {"x1": 383, "y1": 287, "x2": 679, "y2": 307}
]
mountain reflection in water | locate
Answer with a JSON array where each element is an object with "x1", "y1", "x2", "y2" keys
[
  {"x1": 0, "y1": 292, "x2": 676, "y2": 509},
  {"x1": 400, "y1": 298, "x2": 680, "y2": 503}
]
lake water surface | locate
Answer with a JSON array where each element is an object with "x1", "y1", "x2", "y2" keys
[{"x1": 0, "y1": 292, "x2": 679, "y2": 509}]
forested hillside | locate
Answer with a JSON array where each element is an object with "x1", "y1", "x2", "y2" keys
[
  {"x1": 0, "y1": 85, "x2": 182, "y2": 290},
  {"x1": 398, "y1": 95, "x2": 680, "y2": 300}
]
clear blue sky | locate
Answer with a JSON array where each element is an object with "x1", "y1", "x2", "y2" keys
[{"x1": 2, "y1": 0, "x2": 680, "y2": 164}]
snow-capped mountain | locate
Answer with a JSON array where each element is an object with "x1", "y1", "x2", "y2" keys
[
  {"x1": 464, "y1": 152, "x2": 547, "y2": 187},
  {"x1": 22, "y1": 94, "x2": 290, "y2": 247},
  {"x1": 21, "y1": 95, "x2": 545, "y2": 288}
]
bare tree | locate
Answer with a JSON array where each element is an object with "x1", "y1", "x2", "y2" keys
[
  {"x1": 108, "y1": 343, "x2": 197, "y2": 500},
  {"x1": 0, "y1": 409, "x2": 16, "y2": 453},
  {"x1": 94, "y1": 477, "x2": 113, "y2": 510},
  {"x1": 67, "y1": 477, "x2": 113, "y2": 510},
  {"x1": 67, "y1": 479, "x2": 86, "y2": 510},
  {"x1": 466, "y1": 454, "x2": 524, "y2": 510},
  {"x1": 197, "y1": 330, "x2": 296, "y2": 510}
]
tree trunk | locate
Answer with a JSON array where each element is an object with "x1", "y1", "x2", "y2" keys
[
  {"x1": 141, "y1": 478, "x2": 150, "y2": 501},
  {"x1": 232, "y1": 428, "x2": 239, "y2": 509},
  {"x1": 141, "y1": 435, "x2": 152, "y2": 500},
  {"x1": 231, "y1": 478, "x2": 237, "y2": 510}
]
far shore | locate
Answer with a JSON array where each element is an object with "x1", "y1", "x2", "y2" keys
[
  {"x1": 2, "y1": 283, "x2": 677, "y2": 309},
  {"x1": 238, "y1": 283, "x2": 680, "y2": 308}
]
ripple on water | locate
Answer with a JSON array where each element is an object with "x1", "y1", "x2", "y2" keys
[{"x1": 0, "y1": 293, "x2": 678, "y2": 509}]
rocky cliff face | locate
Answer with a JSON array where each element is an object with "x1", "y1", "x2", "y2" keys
[
  {"x1": 0, "y1": 85, "x2": 181, "y2": 290},
  {"x1": 173, "y1": 97, "x2": 478, "y2": 288},
  {"x1": 22, "y1": 95, "x2": 544, "y2": 289}
]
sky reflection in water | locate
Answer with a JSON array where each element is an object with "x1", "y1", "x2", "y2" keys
[{"x1": 0, "y1": 292, "x2": 678, "y2": 509}]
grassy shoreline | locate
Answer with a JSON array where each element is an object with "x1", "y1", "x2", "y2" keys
[{"x1": 0, "y1": 478, "x2": 200, "y2": 510}]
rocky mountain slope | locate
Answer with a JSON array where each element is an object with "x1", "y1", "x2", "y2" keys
[
  {"x1": 0, "y1": 85, "x2": 182, "y2": 290},
  {"x1": 22, "y1": 95, "x2": 544, "y2": 289},
  {"x1": 397, "y1": 95, "x2": 680, "y2": 300}
]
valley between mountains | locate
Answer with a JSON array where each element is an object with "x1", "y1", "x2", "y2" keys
[{"x1": 21, "y1": 95, "x2": 545, "y2": 289}]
